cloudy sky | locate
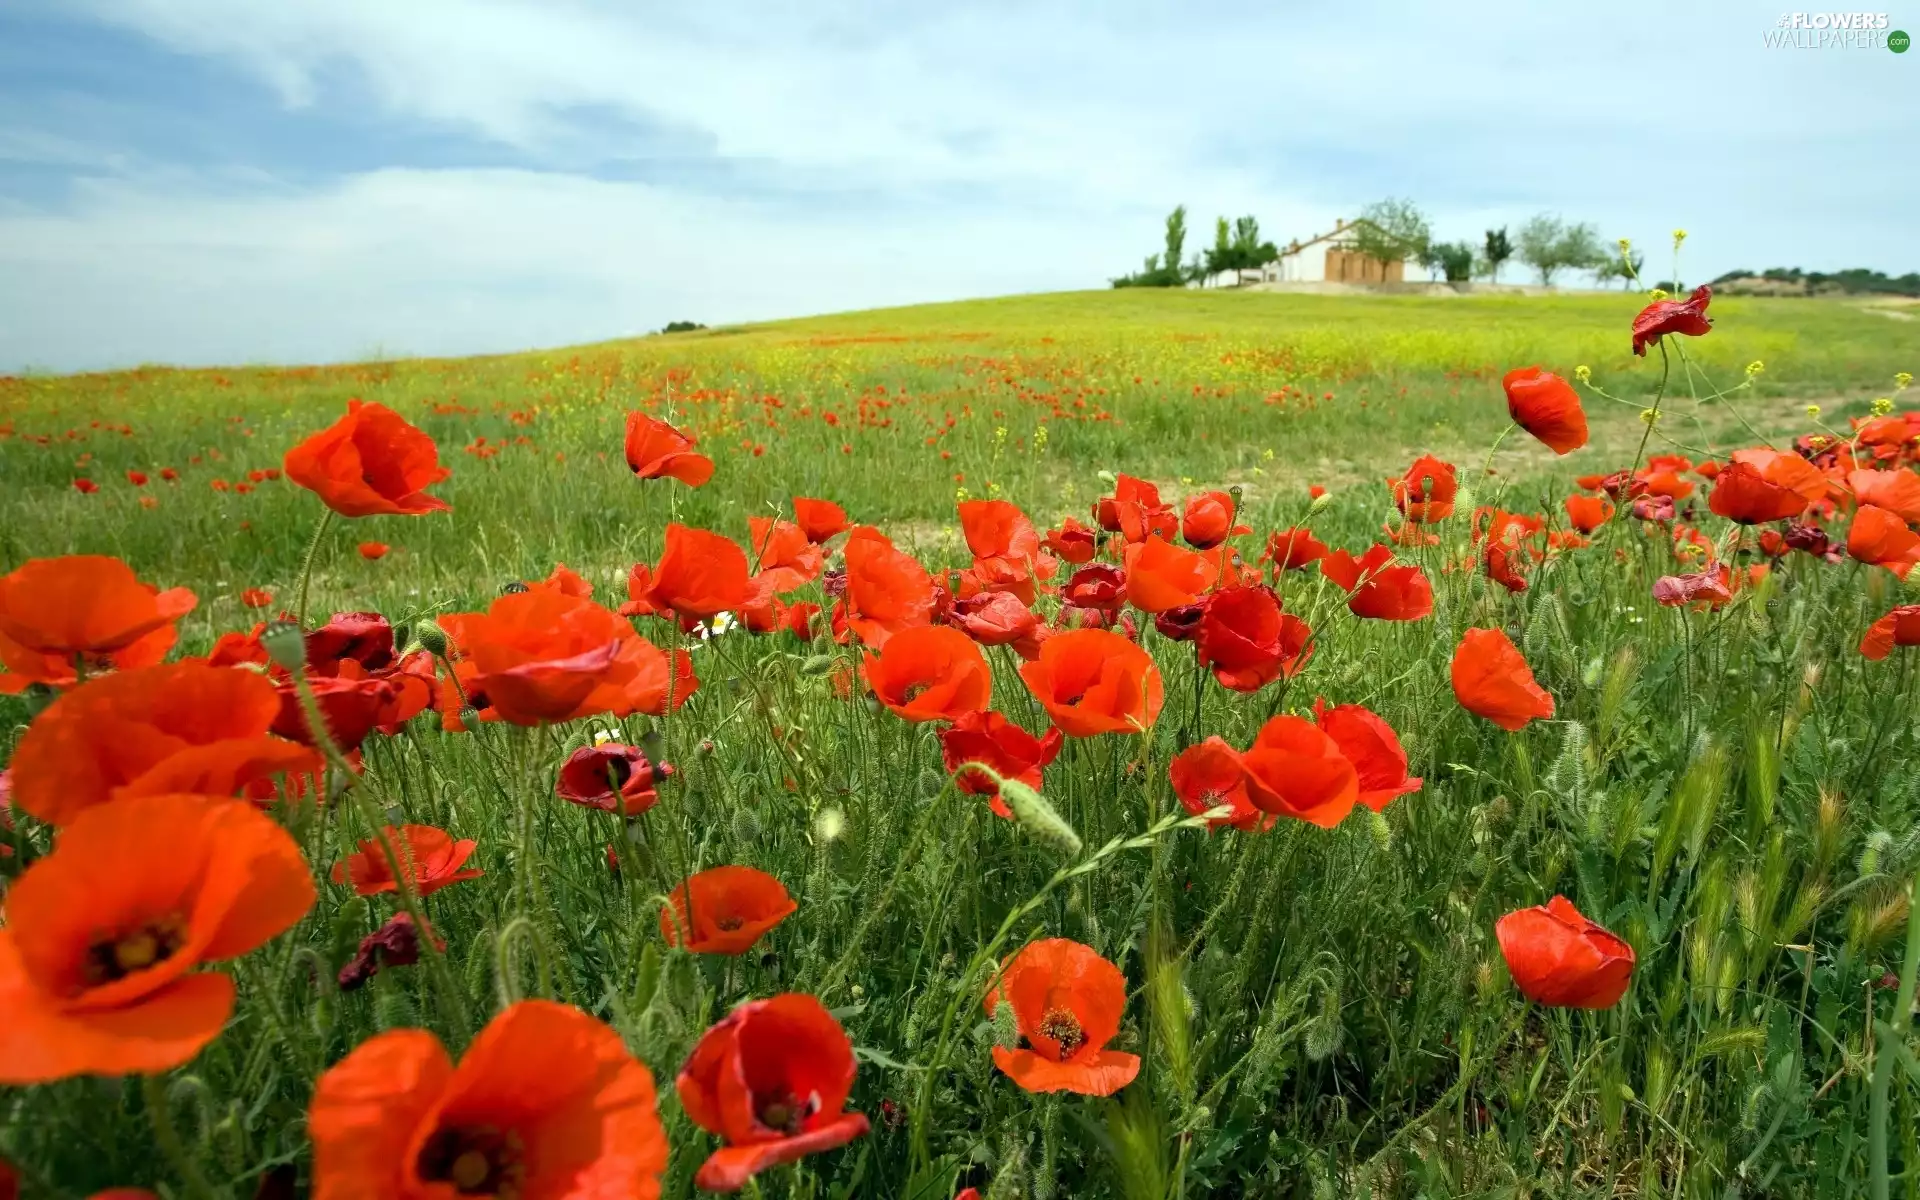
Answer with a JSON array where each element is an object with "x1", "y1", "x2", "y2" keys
[{"x1": 0, "y1": 0, "x2": 1911, "y2": 371}]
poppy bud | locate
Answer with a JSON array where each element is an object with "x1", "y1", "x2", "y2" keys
[
  {"x1": 414, "y1": 618, "x2": 449, "y2": 657},
  {"x1": 261, "y1": 619, "x2": 308, "y2": 672},
  {"x1": 1308, "y1": 490, "x2": 1334, "y2": 515},
  {"x1": 731, "y1": 806, "x2": 762, "y2": 843},
  {"x1": 801, "y1": 653, "x2": 837, "y2": 676},
  {"x1": 991, "y1": 991, "x2": 1021, "y2": 1049},
  {"x1": 997, "y1": 778, "x2": 1082, "y2": 857}
]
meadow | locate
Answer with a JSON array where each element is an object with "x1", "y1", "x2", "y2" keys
[{"x1": 2, "y1": 286, "x2": 1920, "y2": 1198}]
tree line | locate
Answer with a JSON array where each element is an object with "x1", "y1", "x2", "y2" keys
[{"x1": 1113, "y1": 199, "x2": 1645, "y2": 289}]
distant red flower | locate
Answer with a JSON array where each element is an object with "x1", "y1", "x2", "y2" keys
[
  {"x1": 1180, "y1": 490, "x2": 1247, "y2": 549},
  {"x1": 950, "y1": 589, "x2": 1040, "y2": 647},
  {"x1": 125, "y1": 470, "x2": 148, "y2": 486},
  {"x1": 1043, "y1": 517, "x2": 1098, "y2": 564},
  {"x1": 678, "y1": 993, "x2": 868, "y2": 1190},
  {"x1": 792, "y1": 496, "x2": 850, "y2": 542},
  {"x1": 159, "y1": 467, "x2": 178, "y2": 482},
  {"x1": 556, "y1": 743, "x2": 673, "y2": 814},
  {"x1": 1239, "y1": 715, "x2": 1360, "y2": 828},
  {"x1": 1318, "y1": 544, "x2": 1434, "y2": 621},
  {"x1": 309, "y1": 1000, "x2": 666, "y2": 1199},
  {"x1": 72, "y1": 478, "x2": 98, "y2": 494},
  {"x1": 1861, "y1": 605, "x2": 1920, "y2": 660},
  {"x1": 357, "y1": 541, "x2": 390, "y2": 560},
  {"x1": 1194, "y1": 585, "x2": 1310, "y2": 692},
  {"x1": 661, "y1": 866, "x2": 797, "y2": 955},
  {"x1": 1308, "y1": 484, "x2": 1327, "y2": 500},
  {"x1": 1564, "y1": 494, "x2": 1614, "y2": 534},
  {"x1": 332, "y1": 824, "x2": 482, "y2": 897},
  {"x1": 1265, "y1": 527, "x2": 1329, "y2": 571},
  {"x1": 1019, "y1": 628, "x2": 1163, "y2": 737},
  {"x1": 862, "y1": 625, "x2": 992, "y2": 723},
  {"x1": 1631, "y1": 284, "x2": 1713, "y2": 356},
  {"x1": 1708, "y1": 449, "x2": 1828, "y2": 524},
  {"x1": 1122, "y1": 535, "x2": 1219, "y2": 613},
  {"x1": 624, "y1": 411, "x2": 714, "y2": 486},
  {"x1": 240, "y1": 587, "x2": 274, "y2": 609},
  {"x1": 941, "y1": 710, "x2": 1064, "y2": 818},
  {"x1": 1502, "y1": 367, "x2": 1588, "y2": 455},
  {"x1": 1848, "y1": 505, "x2": 1920, "y2": 578},
  {"x1": 623, "y1": 524, "x2": 752, "y2": 620},
  {"x1": 840, "y1": 528, "x2": 934, "y2": 647},
  {"x1": 1314, "y1": 699, "x2": 1422, "y2": 812},
  {"x1": 284, "y1": 399, "x2": 450, "y2": 518},
  {"x1": 1450, "y1": 628, "x2": 1553, "y2": 731},
  {"x1": 1390, "y1": 455, "x2": 1457, "y2": 524},
  {"x1": 1169, "y1": 737, "x2": 1271, "y2": 831},
  {"x1": 1496, "y1": 896, "x2": 1635, "y2": 1008},
  {"x1": 1849, "y1": 468, "x2": 1920, "y2": 522},
  {"x1": 985, "y1": 939, "x2": 1140, "y2": 1096}
]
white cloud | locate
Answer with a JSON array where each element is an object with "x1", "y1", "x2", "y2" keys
[{"x1": 2, "y1": 0, "x2": 1913, "y2": 368}]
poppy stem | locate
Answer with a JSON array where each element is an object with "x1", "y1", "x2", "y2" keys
[
  {"x1": 143, "y1": 1073, "x2": 219, "y2": 1200},
  {"x1": 1868, "y1": 869, "x2": 1920, "y2": 1200},
  {"x1": 294, "y1": 509, "x2": 335, "y2": 629}
]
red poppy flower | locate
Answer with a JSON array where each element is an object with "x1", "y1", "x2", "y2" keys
[
  {"x1": 300, "y1": 611, "x2": 393, "y2": 674},
  {"x1": 1169, "y1": 737, "x2": 1271, "y2": 831},
  {"x1": 941, "y1": 710, "x2": 1064, "y2": 818},
  {"x1": 1153, "y1": 600, "x2": 1208, "y2": 642},
  {"x1": 1631, "y1": 284, "x2": 1712, "y2": 357},
  {"x1": 862, "y1": 625, "x2": 992, "y2": 722},
  {"x1": 1122, "y1": 535, "x2": 1219, "y2": 613},
  {"x1": 1653, "y1": 568, "x2": 1734, "y2": 610},
  {"x1": 1043, "y1": 518, "x2": 1098, "y2": 564},
  {"x1": 1063, "y1": 563, "x2": 1126, "y2": 613},
  {"x1": 273, "y1": 672, "x2": 400, "y2": 753},
  {"x1": 1848, "y1": 468, "x2": 1920, "y2": 522},
  {"x1": 1093, "y1": 475, "x2": 1178, "y2": 542},
  {"x1": 357, "y1": 541, "x2": 390, "y2": 560},
  {"x1": 1861, "y1": 605, "x2": 1920, "y2": 659},
  {"x1": 0, "y1": 555, "x2": 196, "y2": 662},
  {"x1": 1502, "y1": 367, "x2": 1588, "y2": 455},
  {"x1": 1313, "y1": 700, "x2": 1422, "y2": 812},
  {"x1": 1390, "y1": 455, "x2": 1458, "y2": 524},
  {"x1": 0, "y1": 794, "x2": 315, "y2": 1083},
  {"x1": 985, "y1": 939, "x2": 1140, "y2": 1096},
  {"x1": 1564, "y1": 495, "x2": 1614, "y2": 534},
  {"x1": 1238, "y1": 715, "x2": 1360, "y2": 828},
  {"x1": 332, "y1": 824, "x2": 482, "y2": 897},
  {"x1": 125, "y1": 470, "x2": 148, "y2": 486},
  {"x1": 622, "y1": 524, "x2": 752, "y2": 620},
  {"x1": 1848, "y1": 505, "x2": 1920, "y2": 578},
  {"x1": 1708, "y1": 449, "x2": 1828, "y2": 524},
  {"x1": 1318, "y1": 544, "x2": 1434, "y2": 621},
  {"x1": 624, "y1": 411, "x2": 714, "y2": 486},
  {"x1": 336, "y1": 911, "x2": 442, "y2": 992},
  {"x1": 521, "y1": 563, "x2": 593, "y2": 599},
  {"x1": 556, "y1": 743, "x2": 673, "y2": 814},
  {"x1": 677, "y1": 993, "x2": 869, "y2": 1190},
  {"x1": 950, "y1": 590, "x2": 1040, "y2": 647},
  {"x1": 840, "y1": 529, "x2": 934, "y2": 647},
  {"x1": 661, "y1": 866, "x2": 798, "y2": 955},
  {"x1": 1496, "y1": 896, "x2": 1635, "y2": 1008},
  {"x1": 239, "y1": 587, "x2": 273, "y2": 609},
  {"x1": 793, "y1": 496, "x2": 850, "y2": 543},
  {"x1": 444, "y1": 589, "x2": 696, "y2": 724},
  {"x1": 283, "y1": 399, "x2": 450, "y2": 518},
  {"x1": 1450, "y1": 628, "x2": 1553, "y2": 731},
  {"x1": 1265, "y1": 527, "x2": 1329, "y2": 571},
  {"x1": 72, "y1": 478, "x2": 98, "y2": 494},
  {"x1": 748, "y1": 517, "x2": 825, "y2": 594},
  {"x1": 8, "y1": 663, "x2": 320, "y2": 824},
  {"x1": 1194, "y1": 585, "x2": 1310, "y2": 693},
  {"x1": 1019, "y1": 628, "x2": 1163, "y2": 737},
  {"x1": 309, "y1": 999, "x2": 666, "y2": 1199},
  {"x1": 1180, "y1": 490, "x2": 1248, "y2": 549}
]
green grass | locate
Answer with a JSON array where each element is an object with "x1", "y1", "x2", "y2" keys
[{"x1": 4, "y1": 289, "x2": 1920, "y2": 1197}]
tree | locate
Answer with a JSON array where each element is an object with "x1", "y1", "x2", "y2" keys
[
  {"x1": 1163, "y1": 206, "x2": 1188, "y2": 279},
  {"x1": 1517, "y1": 214, "x2": 1609, "y2": 286},
  {"x1": 1111, "y1": 206, "x2": 1194, "y2": 288},
  {"x1": 1430, "y1": 242, "x2": 1475, "y2": 283},
  {"x1": 1351, "y1": 198, "x2": 1431, "y2": 277},
  {"x1": 1482, "y1": 227, "x2": 1513, "y2": 283},
  {"x1": 1594, "y1": 244, "x2": 1646, "y2": 290}
]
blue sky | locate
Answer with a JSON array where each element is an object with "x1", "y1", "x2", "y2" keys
[{"x1": 0, "y1": 0, "x2": 1912, "y2": 371}]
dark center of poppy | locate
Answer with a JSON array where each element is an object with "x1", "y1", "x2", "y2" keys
[
  {"x1": 417, "y1": 1125, "x2": 525, "y2": 1196},
  {"x1": 901, "y1": 682, "x2": 930, "y2": 703},
  {"x1": 1037, "y1": 1006, "x2": 1086, "y2": 1061},
  {"x1": 715, "y1": 915, "x2": 745, "y2": 932},
  {"x1": 754, "y1": 1088, "x2": 818, "y2": 1135},
  {"x1": 601, "y1": 756, "x2": 633, "y2": 790},
  {"x1": 82, "y1": 914, "x2": 188, "y2": 987}
]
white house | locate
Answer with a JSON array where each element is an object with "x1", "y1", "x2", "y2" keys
[{"x1": 1267, "y1": 218, "x2": 1408, "y2": 284}]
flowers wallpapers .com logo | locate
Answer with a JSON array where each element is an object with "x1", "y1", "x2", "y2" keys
[{"x1": 1765, "y1": 11, "x2": 1909, "y2": 48}]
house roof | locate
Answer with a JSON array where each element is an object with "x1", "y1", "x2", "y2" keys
[{"x1": 1279, "y1": 217, "x2": 1392, "y2": 258}]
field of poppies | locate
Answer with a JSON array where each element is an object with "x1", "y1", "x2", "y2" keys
[{"x1": 3, "y1": 285, "x2": 1920, "y2": 1198}]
